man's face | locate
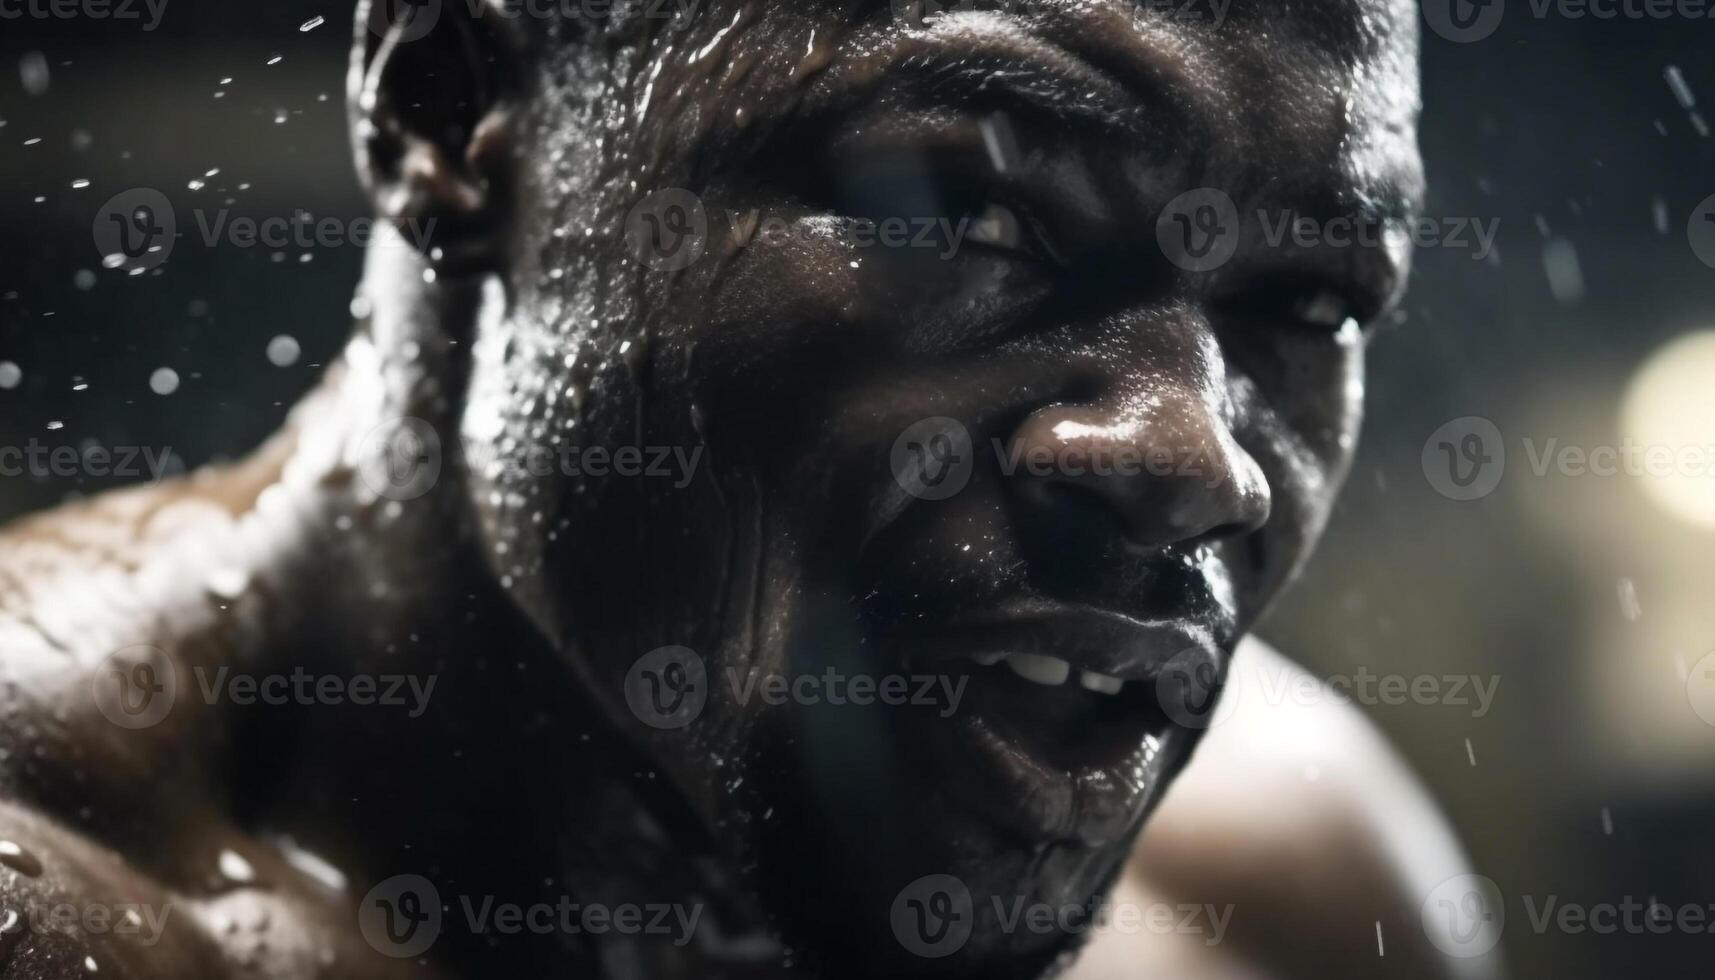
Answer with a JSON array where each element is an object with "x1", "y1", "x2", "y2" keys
[{"x1": 455, "y1": 0, "x2": 1420, "y2": 973}]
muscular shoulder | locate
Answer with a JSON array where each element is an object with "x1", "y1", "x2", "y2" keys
[
  {"x1": 0, "y1": 443, "x2": 288, "y2": 656},
  {"x1": 0, "y1": 436, "x2": 304, "y2": 820},
  {"x1": 1077, "y1": 640, "x2": 1503, "y2": 980},
  {"x1": 0, "y1": 442, "x2": 437, "y2": 979}
]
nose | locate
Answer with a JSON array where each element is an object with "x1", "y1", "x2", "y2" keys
[{"x1": 1004, "y1": 388, "x2": 1272, "y2": 554}]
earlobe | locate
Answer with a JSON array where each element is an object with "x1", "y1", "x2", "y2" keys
[{"x1": 350, "y1": 0, "x2": 521, "y2": 275}]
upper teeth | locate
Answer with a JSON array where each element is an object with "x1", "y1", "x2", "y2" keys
[
  {"x1": 964, "y1": 652, "x2": 1126, "y2": 694},
  {"x1": 1079, "y1": 671, "x2": 1124, "y2": 695},
  {"x1": 1007, "y1": 653, "x2": 1070, "y2": 686}
]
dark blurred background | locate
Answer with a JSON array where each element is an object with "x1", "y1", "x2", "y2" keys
[{"x1": 1, "y1": 5, "x2": 1712, "y2": 978}]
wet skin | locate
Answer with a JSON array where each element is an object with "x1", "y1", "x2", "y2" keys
[{"x1": 0, "y1": 1, "x2": 1464, "y2": 979}]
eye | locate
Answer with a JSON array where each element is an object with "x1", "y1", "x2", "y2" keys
[{"x1": 800, "y1": 140, "x2": 1051, "y2": 265}]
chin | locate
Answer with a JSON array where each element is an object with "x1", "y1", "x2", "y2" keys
[
  {"x1": 707, "y1": 608, "x2": 1211, "y2": 980},
  {"x1": 737, "y1": 759, "x2": 1131, "y2": 980}
]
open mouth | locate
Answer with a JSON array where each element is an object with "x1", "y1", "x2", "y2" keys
[
  {"x1": 891, "y1": 607, "x2": 1223, "y2": 846},
  {"x1": 936, "y1": 651, "x2": 1174, "y2": 771}
]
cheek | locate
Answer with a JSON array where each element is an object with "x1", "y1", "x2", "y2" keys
[
  {"x1": 1228, "y1": 328, "x2": 1366, "y2": 598},
  {"x1": 460, "y1": 286, "x2": 805, "y2": 716}
]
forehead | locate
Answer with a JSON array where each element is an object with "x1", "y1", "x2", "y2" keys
[{"x1": 590, "y1": 0, "x2": 1423, "y2": 215}]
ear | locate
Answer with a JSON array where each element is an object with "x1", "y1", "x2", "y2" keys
[{"x1": 349, "y1": 0, "x2": 523, "y2": 275}]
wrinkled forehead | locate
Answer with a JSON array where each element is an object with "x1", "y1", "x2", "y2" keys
[{"x1": 594, "y1": 0, "x2": 1423, "y2": 215}]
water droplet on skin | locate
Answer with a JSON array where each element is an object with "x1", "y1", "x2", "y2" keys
[{"x1": 0, "y1": 840, "x2": 43, "y2": 877}]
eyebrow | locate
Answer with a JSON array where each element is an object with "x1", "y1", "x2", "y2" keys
[
  {"x1": 793, "y1": 21, "x2": 1205, "y2": 152},
  {"x1": 903, "y1": 57, "x2": 1180, "y2": 143}
]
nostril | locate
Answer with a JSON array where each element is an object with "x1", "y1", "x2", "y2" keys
[
  {"x1": 1008, "y1": 479, "x2": 1144, "y2": 573},
  {"x1": 1034, "y1": 480, "x2": 1132, "y2": 535}
]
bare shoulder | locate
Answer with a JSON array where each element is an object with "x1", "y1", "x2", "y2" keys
[
  {"x1": 1072, "y1": 640, "x2": 1504, "y2": 980},
  {"x1": 0, "y1": 437, "x2": 435, "y2": 979}
]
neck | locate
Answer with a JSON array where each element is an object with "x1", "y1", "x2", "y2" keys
[{"x1": 242, "y1": 241, "x2": 780, "y2": 978}]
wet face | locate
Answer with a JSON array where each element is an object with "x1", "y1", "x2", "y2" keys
[{"x1": 411, "y1": 0, "x2": 1421, "y2": 974}]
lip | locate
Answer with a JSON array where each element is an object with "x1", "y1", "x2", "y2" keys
[
  {"x1": 887, "y1": 602, "x2": 1226, "y2": 846},
  {"x1": 894, "y1": 599, "x2": 1219, "y2": 682}
]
